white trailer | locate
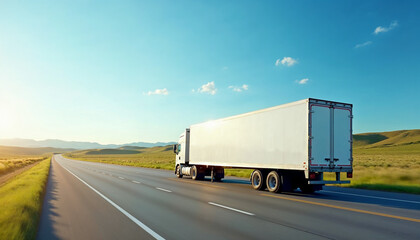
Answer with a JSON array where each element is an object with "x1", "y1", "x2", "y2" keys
[{"x1": 173, "y1": 98, "x2": 353, "y2": 193}]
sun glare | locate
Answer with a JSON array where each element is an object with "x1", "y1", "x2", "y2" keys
[{"x1": 0, "y1": 105, "x2": 16, "y2": 134}]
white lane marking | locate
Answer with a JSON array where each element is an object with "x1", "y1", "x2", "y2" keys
[
  {"x1": 156, "y1": 187, "x2": 172, "y2": 193},
  {"x1": 132, "y1": 181, "x2": 141, "y2": 184},
  {"x1": 322, "y1": 190, "x2": 420, "y2": 204},
  {"x1": 57, "y1": 162, "x2": 165, "y2": 240},
  {"x1": 208, "y1": 202, "x2": 255, "y2": 216},
  {"x1": 119, "y1": 177, "x2": 125, "y2": 180}
]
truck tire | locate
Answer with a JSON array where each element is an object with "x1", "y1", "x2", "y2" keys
[
  {"x1": 266, "y1": 171, "x2": 282, "y2": 193},
  {"x1": 191, "y1": 166, "x2": 205, "y2": 180},
  {"x1": 251, "y1": 170, "x2": 266, "y2": 190},
  {"x1": 176, "y1": 165, "x2": 182, "y2": 178},
  {"x1": 191, "y1": 165, "x2": 198, "y2": 180}
]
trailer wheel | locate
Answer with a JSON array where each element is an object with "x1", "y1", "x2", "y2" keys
[
  {"x1": 191, "y1": 166, "x2": 198, "y2": 180},
  {"x1": 251, "y1": 170, "x2": 266, "y2": 190},
  {"x1": 191, "y1": 166, "x2": 204, "y2": 180},
  {"x1": 266, "y1": 171, "x2": 282, "y2": 193},
  {"x1": 176, "y1": 165, "x2": 182, "y2": 178}
]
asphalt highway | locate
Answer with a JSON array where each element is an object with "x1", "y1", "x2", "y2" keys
[{"x1": 37, "y1": 155, "x2": 420, "y2": 240}]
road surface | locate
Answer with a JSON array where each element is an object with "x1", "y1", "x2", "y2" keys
[{"x1": 37, "y1": 155, "x2": 420, "y2": 240}]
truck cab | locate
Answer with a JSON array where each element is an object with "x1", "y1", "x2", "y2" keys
[{"x1": 174, "y1": 129, "x2": 189, "y2": 166}]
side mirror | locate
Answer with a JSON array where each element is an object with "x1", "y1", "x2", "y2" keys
[{"x1": 173, "y1": 144, "x2": 177, "y2": 154}]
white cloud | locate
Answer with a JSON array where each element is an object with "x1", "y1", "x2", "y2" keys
[
  {"x1": 296, "y1": 78, "x2": 309, "y2": 85},
  {"x1": 276, "y1": 57, "x2": 298, "y2": 67},
  {"x1": 374, "y1": 21, "x2": 398, "y2": 35},
  {"x1": 147, "y1": 88, "x2": 169, "y2": 95},
  {"x1": 198, "y1": 81, "x2": 217, "y2": 95},
  {"x1": 222, "y1": 66, "x2": 229, "y2": 71},
  {"x1": 355, "y1": 41, "x2": 372, "y2": 48},
  {"x1": 229, "y1": 84, "x2": 249, "y2": 92}
]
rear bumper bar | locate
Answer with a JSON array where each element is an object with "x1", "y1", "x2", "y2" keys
[{"x1": 308, "y1": 180, "x2": 350, "y2": 185}]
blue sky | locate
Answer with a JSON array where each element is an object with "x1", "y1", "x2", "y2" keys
[{"x1": 0, "y1": 0, "x2": 419, "y2": 144}]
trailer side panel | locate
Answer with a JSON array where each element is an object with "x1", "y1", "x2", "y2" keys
[{"x1": 189, "y1": 100, "x2": 309, "y2": 170}]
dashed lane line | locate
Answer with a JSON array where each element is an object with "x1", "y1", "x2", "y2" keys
[
  {"x1": 169, "y1": 178, "x2": 227, "y2": 189},
  {"x1": 56, "y1": 161, "x2": 165, "y2": 240},
  {"x1": 321, "y1": 190, "x2": 420, "y2": 204},
  {"x1": 208, "y1": 202, "x2": 255, "y2": 216},
  {"x1": 156, "y1": 187, "x2": 172, "y2": 193},
  {"x1": 262, "y1": 193, "x2": 420, "y2": 223}
]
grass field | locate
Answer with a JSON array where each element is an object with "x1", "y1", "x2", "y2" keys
[
  {"x1": 345, "y1": 130, "x2": 420, "y2": 193},
  {"x1": 0, "y1": 145, "x2": 68, "y2": 176},
  {"x1": 0, "y1": 157, "x2": 51, "y2": 239},
  {"x1": 324, "y1": 144, "x2": 420, "y2": 194},
  {"x1": 0, "y1": 145, "x2": 72, "y2": 156},
  {"x1": 0, "y1": 156, "x2": 48, "y2": 176},
  {"x1": 65, "y1": 146, "x2": 175, "y2": 170},
  {"x1": 65, "y1": 129, "x2": 420, "y2": 194}
]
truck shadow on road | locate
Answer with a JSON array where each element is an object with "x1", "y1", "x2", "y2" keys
[
  {"x1": 205, "y1": 177, "x2": 420, "y2": 211},
  {"x1": 36, "y1": 161, "x2": 63, "y2": 240},
  {"x1": 269, "y1": 189, "x2": 419, "y2": 211}
]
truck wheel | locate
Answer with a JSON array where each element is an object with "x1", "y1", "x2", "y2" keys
[
  {"x1": 176, "y1": 165, "x2": 182, "y2": 178},
  {"x1": 191, "y1": 166, "x2": 199, "y2": 180},
  {"x1": 266, "y1": 171, "x2": 282, "y2": 193},
  {"x1": 251, "y1": 170, "x2": 266, "y2": 190}
]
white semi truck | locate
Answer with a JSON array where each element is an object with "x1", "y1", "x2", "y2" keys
[{"x1": 173, "y1": 98, "x2": 353, "y2": 193}]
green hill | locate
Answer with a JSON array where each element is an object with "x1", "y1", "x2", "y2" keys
[
  {"x1": 85, "y1": 149, "x2": 141, "y2": 155},
  {"x1": 71, "y1": 145, "x2": 173, "y2": 156},
  {"x1": 64, "y1": 145, "x2": 174, "y2": 170},
  {"x1": 0, "y1": 145, "x2": 74, "y2": 157},
  {"x1": 119, "y1": 146, "x2": 147, "y2": 150},
  {"x1": 353, "y1": 129, "x2": 420, "y2": 149}
]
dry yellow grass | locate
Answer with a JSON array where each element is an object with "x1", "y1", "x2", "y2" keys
[{"x1": 0, "y1": 156, "x2": 48, "y2": 175}]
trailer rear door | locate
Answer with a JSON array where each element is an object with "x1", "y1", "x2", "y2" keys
[
  {"x1": 334, "y1": 108, "x2": 352, "y2": 167},
  {"x1": 310, "y1": 103, "x2": 352, "y2": 170},
  {"x1": 310, "y1": 105, "x2": 330, "y2": 167}
]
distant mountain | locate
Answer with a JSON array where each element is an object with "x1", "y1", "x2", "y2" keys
[
  {"x1": 353, "y1": 129, "x2": 420, "y2": 148},
  {"x1": 0, "y1": 138, "x2": 176, "y2": 150}
]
